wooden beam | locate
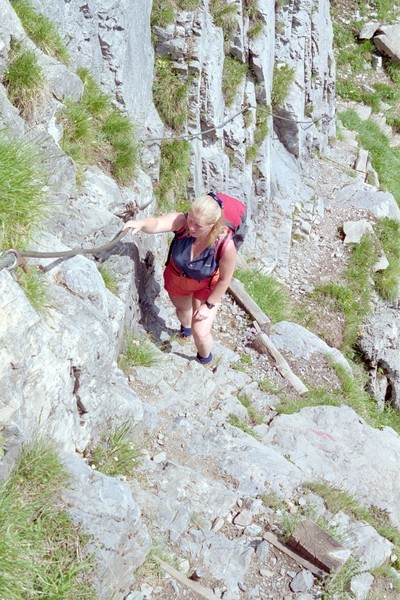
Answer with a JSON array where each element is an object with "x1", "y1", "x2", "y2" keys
[
  {"x1": 153, "y1": 557, "x2": 216, "y2": 599},
  {"x1": 263, "y1": 531, "x2": 328, "y2": 580},
  {"x1": 228, "y1": 278, "x2": 270, "y2": 330},
  {"x1": 252, "y1": 322, "x2": 308, "y2": 395}
]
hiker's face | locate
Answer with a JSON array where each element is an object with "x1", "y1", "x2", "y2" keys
[{"x1": 187, "y1": 211, "x2": 214, "y2": 237}]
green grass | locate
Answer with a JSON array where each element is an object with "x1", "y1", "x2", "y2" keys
[
  {"x1": 245, "y1": 144, "x2": 258, "y2": 162},
  {"x1": 209, "y1": 0, "x2": 238, "y2": 33},
  {"x1": 118, "y1": 334, "x2": 161, "y2": 371},
  {"x1": 373, "y1": 218, "x2": 400, "y2": 301},
  {"x1": 277, "y1": 361, "x2": 400, "y2": 435},
  {"x1": 83, "y1": 422, "x2": 141, "y2": 478},
  {"x1": 17, "y1": 267, "x2": 49, "y2": 311},
  {"x1": 99, "y1": 265, "x2": 118, "y2": 295},
  {"x1": 12, "y1": 0, "x2": 69, "y2": 64},
  {"x1": 304, "y1": 481, "x2": 400, "y2": 559},
  {"x1": 234, "y1": 268, "x2": 292, "y2": 323},
  {"x1": 271, "y1": 63, "x2": 295, "y2": 109},
  {"x1": 0, "y1": 440, "x2": 95, "y2": 599},
  {"x1": 3, "y1": 41, "x2": 44, "y2": 117},
  {"x1": 0, "y1": 133, "x2": 49, "y2": 251},
  {"x1": 248, "y1": 20, "x2": 264, "y2": 39},
  {"x1": 227, "y1": 413, "x2": 257, "y2": 438},
  {"x1": 60, "y1": 69, "x2": 138, "y2": 184},
  {"x1": 258, "y1": 378, "x2": 280, "y2": 394},
  {"x1": 153, "y1": 57, "x2": 188, "y2": 132},
  {"x1": 151, "y1": 0, "x2": 201, "y2": 28},
  {"x1": 222, "y1": 55, "x2": 248, "y2": 107},
  {"x1": 254, "y1": 104, "x2": 270, "y2": 144},
  {"x1": 312, "y1": 233, "x2": 378, "y2": 353},
  {"x1": 155, "y1": 140, "x2": 191, "y2": 211},
  {"x1": 238, "y1": 393, "x2": 264, "y2": 425},
  {"x1": 340, "y1": 109, "x2": 400, "y2": 205}
]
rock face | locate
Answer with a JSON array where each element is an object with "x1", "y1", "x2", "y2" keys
[{"x1": 2, "y1": 0, "x2": 399, "y2": 597}]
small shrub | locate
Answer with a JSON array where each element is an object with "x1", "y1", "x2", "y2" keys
[
  {"x1": 156, "y1": 140, "x2": 191, "y2": 211},
  {"x1": 271, "y1": 63, "x2": 295, "y2": 109},
  {"x1": 3, "y1": 41, "x2": 44, "y2": 117},
  {"x1": 12, "y1": 0, "x2": 69, "y2": 63},
  {"x1": 153, "y1": 57, "x2": 188, "y2": 132},
  {"x1": 222, "y1": 55, "x2": 248, "y2": 107},
  {"x1": 83, "y1": 422, "x2": 141, "y2": 478},
  {"x1": 245, "y1": 144, "x2": 258, "y2": 162},
  {"x1": 0, "y1": 133, "x2": 49, "y2": 251},
  {"x1": 254, "y1": 104, "x2": 270, "y2": 144},
  {"x1": 235, "y1": 268, "x2": 292, "y2": 323},
  {"x1": 119, "y1": 334, "x2": 161, "y2": 371}
]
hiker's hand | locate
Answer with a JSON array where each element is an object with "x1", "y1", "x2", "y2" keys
[
  {"x1": 122, "y1": 220, "x2": 142, "y2": 234},
  {"x1": 193, "y1": 304, "x2": 212, "y2": 321}
]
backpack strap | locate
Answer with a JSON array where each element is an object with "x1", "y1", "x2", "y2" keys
[
  {"x1": 215, "y1": 229, "x2": 232, "y2": 263},
  {"x1": 165, "y1": 214, "x2": 188, "y2": 266}
]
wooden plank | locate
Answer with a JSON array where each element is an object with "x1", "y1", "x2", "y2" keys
[
  {"x1": 252, "y1": 322, "x2": 308, "y2": 395},
  {"x1": 287, "y1": 519, "x2": 351, "y2": 574},
  {"x1": 153, "y1": 557, "x2": 216, "y2": 599},
  {"x1": 263, "y1": 532, "x2": 328, "y2": 580},
  {"x1": 228, "y1": 278, "x2": 270, "y2": 330}
]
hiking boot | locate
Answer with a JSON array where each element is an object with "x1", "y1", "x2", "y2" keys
[{"x1": 196, "y1": 352, "x2": 213, "y2": 365}]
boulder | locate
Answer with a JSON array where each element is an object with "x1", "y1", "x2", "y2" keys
[{"x1": 373, "y1": 24, "x2": 400, "y2": 64}]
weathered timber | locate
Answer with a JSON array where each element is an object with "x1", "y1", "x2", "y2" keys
[
  {"x1": 287, "y1": 519, "x2": 351, "y2": 574},
  {"x1": 252, "y1": 321, "x2": 308, "y2": 395},
  {"x1": 153, "y1": 556, "x2": 216, "y2": 599},
  {"x1": 263, "y1": 532, "x2": 328, "y2": 580},
  {"x1": 228, "y1": 278, "x2": 270, "y2": 330}
]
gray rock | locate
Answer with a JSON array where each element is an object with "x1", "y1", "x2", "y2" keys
[
  {"x1": 359, "y1": 22, "x2": 380, "y2": 40},
  {"x1": 289, "y1": 569, "x2": 314, "y2": 592},
  {"x1": 336, "y1": 182, "x2": 400, "y2": 221},
  {"x1": 350, "y1": 572, "x2": 374, "y2": 600},
  {"x1": 62, "y1": 453, "x2": 151, "y2": 598},
  {"x1": 374, "y1": 24, "x2": 400, "y2": 64}
]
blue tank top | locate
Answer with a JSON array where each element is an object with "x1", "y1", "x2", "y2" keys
[{"x1": 170, "y1": 234, "x2": 219, "y2": 281}]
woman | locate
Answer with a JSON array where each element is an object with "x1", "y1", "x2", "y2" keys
[{"x1": 123, "y1": 194, "x2": 237, "y2": 364}]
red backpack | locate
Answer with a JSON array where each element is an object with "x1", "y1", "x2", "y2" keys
[{"x1": 208, "y1": 192, "x2": 248, "y2": 257}]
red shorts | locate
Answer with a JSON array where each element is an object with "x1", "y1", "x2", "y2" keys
[{"x1": 163, "y1": 261, "x2": 219, "y2": 301}]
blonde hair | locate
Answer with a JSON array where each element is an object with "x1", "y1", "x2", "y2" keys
[{"x1": 190, "y1": 194, "x2": 225, "y2": 246}]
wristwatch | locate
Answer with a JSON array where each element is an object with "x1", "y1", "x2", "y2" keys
[{"x1": 205, "y1": 300, "x2": 215, "y2": 309}]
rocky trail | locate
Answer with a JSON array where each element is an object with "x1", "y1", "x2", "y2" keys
[{"x1": 124, "y1": 131, "x2": 400, "y2": 599}]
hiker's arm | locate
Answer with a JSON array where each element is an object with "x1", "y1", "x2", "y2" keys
[{"x1": 123, "y1": 212, "x2": 186, "y2": 235}]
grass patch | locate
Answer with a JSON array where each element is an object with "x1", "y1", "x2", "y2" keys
[
  {"x1": 312, "y1": 233, "x2": 377, "y2": 353},
  {"x1": 99, "y1": 265, "x2": 118, "y2": 295},
  {"x1": 3, "y1": 41, "x2": 45, "y2": 118},
  {"x1": 118, "y1": 333, "x2": 161, "y2": 371},
  {"x1": 235, "y1": 268, "x2": 292, "y2": 323},
  {"x1": 210, "y1": 0, "x2": 238, "y2": 34},
  {"x1": 258, "y1": 378, "x2": 280, "y2": 394},
  {"x1": 373, "y1": 217, "x2": 400, "y2": 301},
  {"x1": 254, "y1": 103, "x2": 270, "y2": 145},
  {"x1": 151, "y1": 0, "x2": 201, "y2": 27},
  {"x1": 227, "y1": 413, "x2": 257, "y2": 438},
  {"x1": 304, "y1": 480, "x2": 400, "y2": 559},
  {"x1": 277, "y1": 361, "x2": 400, "y2": 435},
  {"x1": 238, "y1": 393, "x2": 264, "y2": 425},
  {"x1": 12, "y1": 0, "x2": 69, "y2": 63},
  {"x1": 60, "y1": 68, "x2": 138, "y2": 184},
  {"x1": 83, "y1": 422, "x2": 141, "y2": 478},
  {"x1": 155, "y1": 140, "x2": 191, "y2": 212},
  {"x1": 248, "y1": 20, "x2": 264, "y2": 39},
  {"x1": 0, "y1": 133, "x2": 49, "y2": 251},
  {"x1": 271, "y1": 63, "x2": 295, "y2": 109},
  {"x1": 339, "y1": 109, "x2": 400, "y2": 205},
  {"x1": 17, "y1": 267, "x2": 49, "y2": 311},
  {"x1": 153, "y1": 57, "x2": 188, "y2": 132},
  {"x1": 222, "y1": 55, "x2": 248, "y2": 107},
  {"x1": 0, "y1": 440, "x2": 95, "y2": 599}
]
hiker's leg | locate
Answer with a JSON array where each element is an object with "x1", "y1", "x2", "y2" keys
[
  {"x1": 191, "y1": 297, "x2": 218, "y2": 359},
  {"x1": 168, "y1": 294, "x2": 193, "y2": 329}
]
